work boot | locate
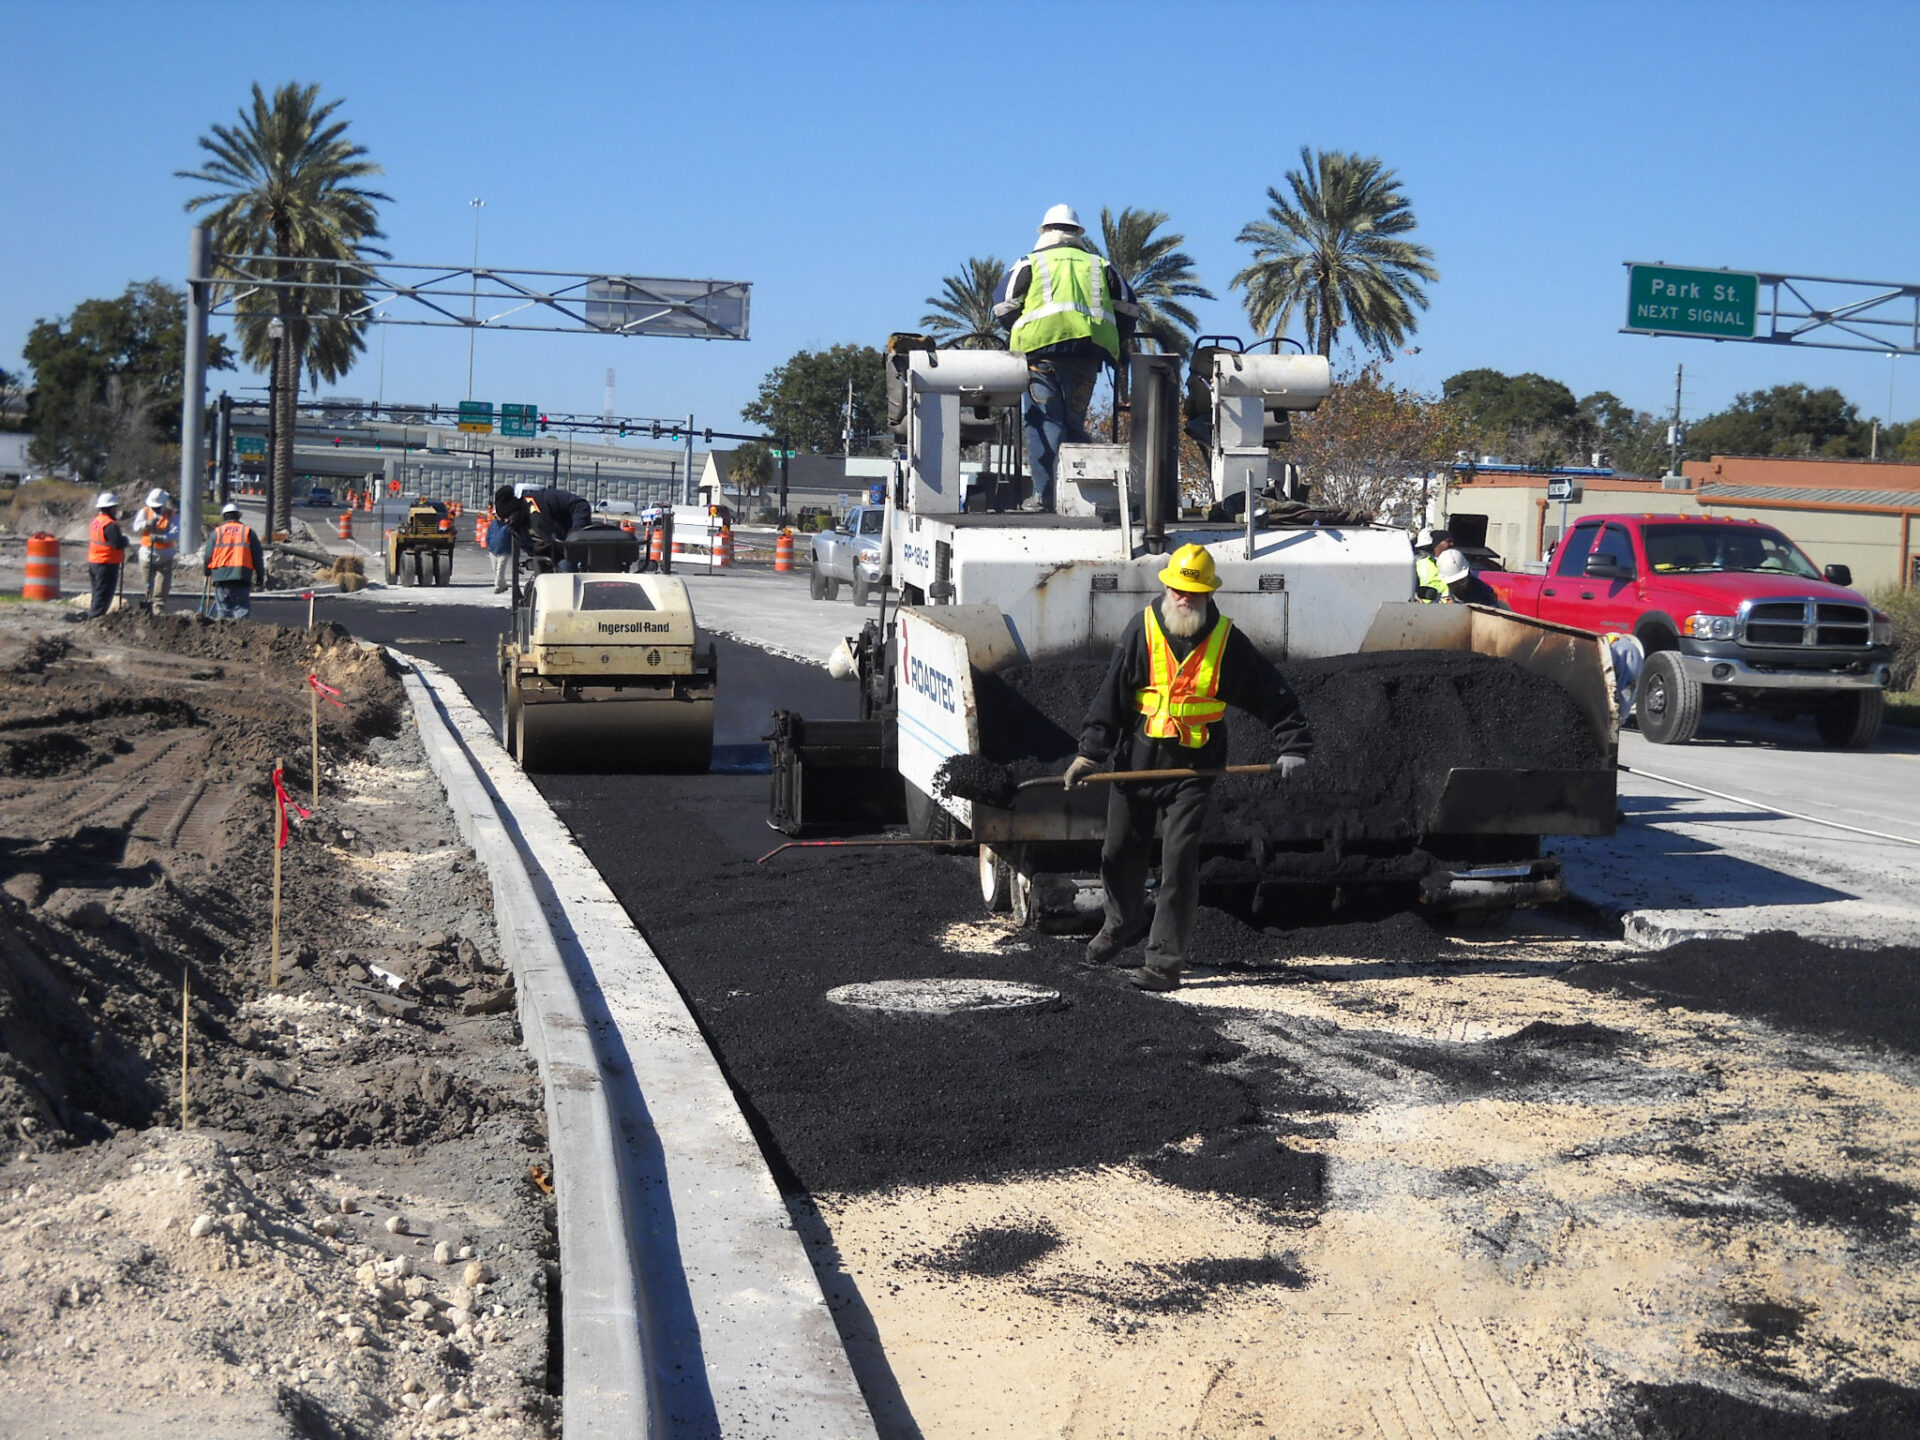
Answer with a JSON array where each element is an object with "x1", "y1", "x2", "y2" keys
[
  {"x1": 1084, "y1": 922, "x2": 1147, "y2": 967},
  {"x1": 1127, "y1": 964, "x2": 1183, "y2": 993}
]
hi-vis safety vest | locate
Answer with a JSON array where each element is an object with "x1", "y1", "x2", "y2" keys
[
  {"x1": 1135, "y1": 606, "x2": 1232, "y2": 748},
  {"x1": 1415, "y1": 552, "x2": 1442, "y2": 600},
  {"x1": 139, "y1": 507, "x2": 176, "y2": 554},
  {"x1": 88, "y1": 512, "x2": 125, "y2": 564},
  {"x1": 1009, "y1": 246, "x2": 1120, "y2": 360},
  {"x1": 208, "y1": 521, "x2": 255, "y2": 576}
]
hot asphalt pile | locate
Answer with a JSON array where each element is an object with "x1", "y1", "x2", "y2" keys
[
  {"x1": 943, "y1": 648, "x2": 1603, "y2": 845},
  {"x1": 0, "y1": 607, "x2": 556, "y2": 1438}
]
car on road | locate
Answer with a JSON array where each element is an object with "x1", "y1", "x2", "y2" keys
[
  {"x1": 1481, "y1": 512, "x2": 1895, "y2": 747},
  {"x1": 306, "y1": 486, "x2": 336, "y2": 508},
  {"x1": 809, "y1": 504, "x2": 887, "y2": 604}
]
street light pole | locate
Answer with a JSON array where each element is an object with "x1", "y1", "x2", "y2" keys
[
  {"x1": 465, "y1": 198, "x2": 485, "y2": 401},
  {"x1": 265, "y1": 317, "x2": 285, "y2": 538}
]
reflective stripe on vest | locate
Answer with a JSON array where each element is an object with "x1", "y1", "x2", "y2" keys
[
  {"x1": 1009, "y1": 246, "x2": 1120, "y2": 359},
  {"x1": 1135, "y1": 606, "x2": 1232, "y2": 748},
  {"x1": 88, "y1": 512, "x2": 125, "y2": 565},
  {"x1": 139, "y1": 507, "x2": 176, "y2": 554},
  {"x1": 208, "y1": 522, "x2": 253, "y2": 574}
]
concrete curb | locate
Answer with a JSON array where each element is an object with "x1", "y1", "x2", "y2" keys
[{"x1": 396, "y1": 654, "x2": 879, "y2": 1438}]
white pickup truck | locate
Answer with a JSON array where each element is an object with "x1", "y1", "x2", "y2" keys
[{"x1": 808, "y1": 504, "x2": 887, "y2": 604}]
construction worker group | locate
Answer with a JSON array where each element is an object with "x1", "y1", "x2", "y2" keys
[{"x1": 84, "y1": 490, "x2": 260, "y2": 620}]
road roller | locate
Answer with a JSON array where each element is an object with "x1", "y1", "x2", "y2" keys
[
  {"x1": 386, "y1": 496, "x2": 456, "y2": 587},
  {"x1": 499, "y1": 528, "x2": 717, "y2": 773}
]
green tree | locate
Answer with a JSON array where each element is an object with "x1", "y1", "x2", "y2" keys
[
  {"x1": 179, "y1": 81, "x2": 389, "y2": 537},
  {"x1": 1685, "y1": 383, "x2": 1869, "y2": 459},
  {"x1": 1232, "y1": 147, "x2": 1437, "y2": 358},
  {"x1": 1575, "y1": 390, "x2": 1668, "y2": 475},
  {"x1": 921, "y1": 257, "x2": 1007, "y2": 349},
  {"x1": 23, "y1": 281, "x2": 236, "y2": 484},
  {"x1": 740, "y1": 343, "x2": 888, "y2": 456},
  {"x1": 726, "y1": 441, "x2": 773, "y2": 512},
  {"x1": 1099, "y1": 207, "x2": 1213, "y2": 357},
  {"x1": 1441, "y1": 368, "x2": 1581, "y2": 467},
  {"x1": 0, "y1": 367, "x2": 25, "y2": 430}
]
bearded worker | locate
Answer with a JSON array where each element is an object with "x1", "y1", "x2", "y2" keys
[{"x1": 1067, "y1": 544, "x2": 1313, "y2": 992}]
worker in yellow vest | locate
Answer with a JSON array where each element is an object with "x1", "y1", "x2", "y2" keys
[
  {"x1": 1064, "y1": 544, "x2": 1312, "y2": 991},
  {"x1": 131, "y1": 487, "x2": 181, "y2": 610},
  {"x1": 86, "y1": 492, "x2": 128, "y2": 618},
  {"x1": 204, "y1": 501, "x2": 265, "y2": 620},
  {"x1": 994, "y1": 204, "x2": 1139, "y2": 513}
]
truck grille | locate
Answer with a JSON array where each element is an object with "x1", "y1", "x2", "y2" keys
[{"x1": 1741, "y1": 598, "x2": 1873, "y2": 649}]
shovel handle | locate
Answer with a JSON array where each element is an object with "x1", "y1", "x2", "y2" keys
[{"x1": 1015, "y1": 763, "x2": 1281, "y2": 793}]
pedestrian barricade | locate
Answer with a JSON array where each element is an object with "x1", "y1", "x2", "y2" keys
[
  {"x1": 24, "y1": 533, "x2": 60, "y2": 600},
  {"x1": 774, "y1": 529, "x2": 794, "y2": 572}
]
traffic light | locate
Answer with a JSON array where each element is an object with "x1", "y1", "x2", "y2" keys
[
  {"x1": 538, "y1": 414, "x2": 549, "y2": 433},
  {"x1": 618, "y1": 424, "x2": 627, "y2": 437},
  {"x1": 649, "y1": 422, "x2": 662, "y2": 439},
  {"x1": 332, "y1": 436, "x2": 342, "y2": 447},
  {"x1": 702, "y1": 428, "x2": 712, "y2": 443}
]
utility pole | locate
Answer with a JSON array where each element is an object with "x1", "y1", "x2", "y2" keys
[
  {"x1": 843, "y1": 376, "x2": 854, "y2": 462},
  {"x1": 1666, "y1": 363, "x2": 1684, "y2": 479},
  {"x1": 684, "y1": 413, "x2": 694, "y2": 505}
]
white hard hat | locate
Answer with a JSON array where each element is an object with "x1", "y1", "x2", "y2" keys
[
  {"x1": 1437, "y1": 548, "x2": 1471, "y2": 585},
  {"x1": 1414, "y1": 527, "x2": 1434, "y2": 550},
  {"x1": 146, "y1": 487, "x2": 170, "y2": 509},
  {"x1": 1040, "y1": 203, "x2": 1083, "y2": 231},
  {"x1": 95, "y1": 491, "x2": 119, "y2": 510},
  {"x1": 221, "y1": 501, "x2": 242, "y2": 517}
]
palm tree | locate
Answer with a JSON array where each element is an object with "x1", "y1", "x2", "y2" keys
[
  {"x1": 180, "y1": 82, "x2": 389, "y2": 539},
  {"x1": 1099, "y1": 207, "x2": 1213, "y2": 357},
  {"x1": 921, "y1": 257, "x2": 1007, "y2": 349},
  {"x1": 1231, "y1": 147, "x2": 1437, "y2": 359}
]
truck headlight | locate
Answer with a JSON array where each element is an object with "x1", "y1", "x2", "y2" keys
[
  {"x1": 1872, "y1": 610, "x2": 1893, "y2": 645},
  {"x1": 1683, "y1": 613, "x2": 1736, "y2": 640},
  {"x1": 859, "y1": 548, "x2": 881, "y2": 568}
]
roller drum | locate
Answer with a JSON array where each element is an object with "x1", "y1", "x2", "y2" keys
[{"x1": 513, "y1": 689, "x2": 715, "y2": 774}]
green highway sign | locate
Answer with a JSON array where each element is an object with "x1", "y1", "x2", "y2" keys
[
  {"x1": 1625, "y1": 264, "x2": 1759, "y2": 339},
  {"x1": 234, "y1": 435, "x2": 265, "y2": 457},
  {"x1": 500, "y1": 403, "x2": 538, "y2": 438},
  {"x1": 457, "y1": 400, "x2": 494, "y2": 434}
]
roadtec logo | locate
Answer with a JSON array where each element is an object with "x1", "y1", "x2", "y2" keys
[
  {"x1": 596, "y1": 620, "x2": 673, "y2": 635},
  {"x1": 901, "y1": 629, "x2": 957, "y2": 714}
]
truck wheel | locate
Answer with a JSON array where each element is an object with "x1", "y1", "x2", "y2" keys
[
  {"x1": 399, "y1": 551, "x2": 417, "y2": 587},
  {"x1": 851, "y1": 572, "x2": 870, "y2": 606},
  {"x1": 1639, "y1": 651, "x2": 1702, "y2": 745},
  {"x1": 824, "y1": 576, "x2": 842, "y2": 602},
  {"x1": 433, "y1": 551, "x2": 450, "y2": 586},
  {"x1": 979, "y1": 845, "x2": 1012, "y2": 911},
  {"x1": 808, "y1": 567, "x2": 827, "y2": 600},
  {"x1": 1816, "y1": 690, "x2": 1884, "y2": 748}
]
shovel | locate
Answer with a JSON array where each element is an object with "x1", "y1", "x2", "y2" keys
[{"x1": 1015, "y1": 762, "x2": 1298, "y2": 794}]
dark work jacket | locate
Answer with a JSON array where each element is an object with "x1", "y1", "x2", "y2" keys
[
  {"x1": 525, "y1": 488, "x2": 593, "y2": 545},
  {"x1": 1077, "y1": 597, "x2": 1313, "y2": 773}
]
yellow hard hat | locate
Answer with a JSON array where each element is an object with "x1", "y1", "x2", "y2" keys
[{"x1": 1157, "y1": 543, "x2": 1220, "y2": 593}]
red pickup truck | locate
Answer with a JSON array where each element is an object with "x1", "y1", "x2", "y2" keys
[{"x1": 1480, "y1": 513, "x2": 1895, "y2": 747}]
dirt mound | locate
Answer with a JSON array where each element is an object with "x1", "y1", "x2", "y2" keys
[{"x1": 953, "y1": 649, "x2": 1603, "y2": 842}]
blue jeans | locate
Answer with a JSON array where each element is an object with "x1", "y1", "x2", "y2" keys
[
  {"x1": 209, "y1": 580, "x2": 252, "y2": 620},
  {"x1": 1024, "y1": 354, "x2": 1103, "y2": 509}
]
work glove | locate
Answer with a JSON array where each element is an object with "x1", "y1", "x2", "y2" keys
[
  {"x1": 1270, "y1": 754, "x2": 1307, "y2": 779},
  {"x1": 1064, "y1": 755, "x2": 1100, "y2": 789}
]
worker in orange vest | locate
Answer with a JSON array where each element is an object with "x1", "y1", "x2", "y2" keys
[
  {"x1": 1066, "y1": 544, "x2": 1313, "y2": 992},
  {"x1": 86, "y1": 491, "x2": 128, "y2": 618},
  {"x1": 130, "y1": 486, "x2": 181, "y2": 610},
  {"x1": 204, "y1": 501, "x2": 265, "y2": 620}
]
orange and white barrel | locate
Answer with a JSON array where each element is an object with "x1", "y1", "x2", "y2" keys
[
  {"x1": 24, "y1": 533, "x2": 60, "y2": 600},
  {"x1": 337, "y1": 512, "x2": 353, "y2": 539},
  {"x1": 649, "y1": 527, "x2": 664, "y2": 564},
  {"x1": 773, "y1": 529, "x2": 794, "y2": 572},
  {"x1": 475, "y1": 515, "x2": 488, "y2": 546}
]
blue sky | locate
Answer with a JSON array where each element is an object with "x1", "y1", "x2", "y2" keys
[{"x1": 5, "y1": 0, "x2": 1917, "y2": 444}]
